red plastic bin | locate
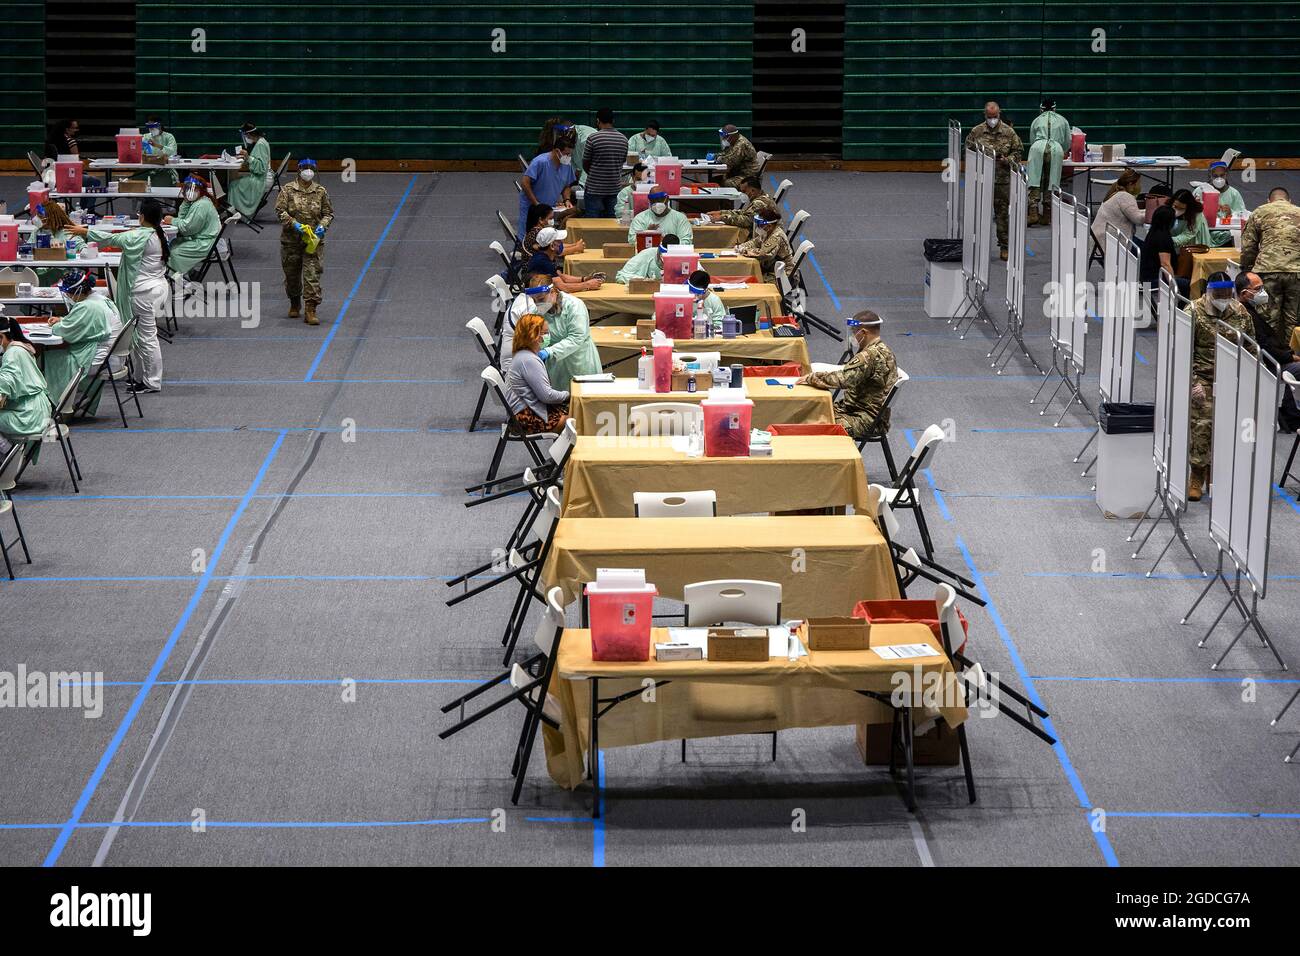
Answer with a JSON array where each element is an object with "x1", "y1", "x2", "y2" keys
[
  {"x1": 766, "y1": 422, "x2": 849, "y2": 437},
  {"x1": 853, "y1": 599, "x2": 969, "y2": 655},
  {"x1": 742, "y1": 363, "x2": 804, "y2": 378},
  {"x1": 586, "y1": 582, "x2": 657, "y2": 661}
]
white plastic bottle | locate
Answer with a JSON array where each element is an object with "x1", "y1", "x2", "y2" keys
[{"x1": 637, "y1": 347, "x2": 652, "y2": 390}]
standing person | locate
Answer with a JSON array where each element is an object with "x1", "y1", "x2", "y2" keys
[
  {"x1": 1187, "y1": 273, "x2": 1255, "y2": 500},
  {"x1": 138, "y1": 115, "x2": 178, "y2": 187},
  {"x1": 964, "y1": 101, "x2": 1024, "y2": 260},
  {"x1": 505, "y1": 312, "x2": 570, "y2": 435},
  {"x1": 67, "y1": 199, "x2": 171, "y2": 394},
  {"x1": 1237, "y1": 271, "x2": 1300, "y2": 431},
  {"x1": 532, "y1": 282, "x2": 601, "y2": 390},
  {"x1": 0, "y1": 317, "x2": 50, "y2": 456},
  {"x1": 229, "y1": 122, "x2": 271, "y2": 220},
  {"x1": 44, "y1": 270, "x2": 112, "y2": 405},
  {"x1": 1025, "y1": 98, "x2": 1070, "y2": 227},
  {"x1": 582, "y1": 108, "x2": 629, "y2": 218},
  {"x1": 519, "y1": 131, "x2": 577, "y2": 238},
  {"x1": 716, "y1": 124, "x2": 761, "y2": 187},
  {"x1": 798, "y1": 312, "x2": 898, "y2": 441},
  {"x1": 164, "y1": 175, "x2": 221, "y2": 277},
  {"x1": 1239, "y1": 186, "x2": 1300, "y2": 343},
  {"x1": 276, "y1": 158, "x2": 334, "y2": 326},
  {"x1": 627, "y1": 121, "x2": 672, "y2": 160},
  {"x1": 736, "y1": 211, "x2": 794, "y2": 283}
]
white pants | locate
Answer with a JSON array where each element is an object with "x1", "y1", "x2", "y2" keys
[{"x1": 131, "y1": 280, "x2": 167, "y2": 390}]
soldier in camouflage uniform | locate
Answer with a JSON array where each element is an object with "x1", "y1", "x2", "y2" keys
[
  {"x1": 716, "y1": 124, "x2": 761, "y2": 188},
  {"x1": 964, "y1": 102, "x2": 1024, "y2": 259},
  {"x1": 1187, "y1": 272, "x2": 1256, "y2": 501},
  {"x1": 736, "y1": 210, "x2": 794, "y2": 284},
  {"x1": 276, "y1": 157, "x2": 335, "y2": 326},
  {"x1": 799, "y1": 311, "x2": 898, "y2": 440},
  {"x1": 1239, "y1": 187, "x2": 1300, "y2": 343},
  {"x1": 707, "y1": 176, "x2": 778, "y2": 238}
]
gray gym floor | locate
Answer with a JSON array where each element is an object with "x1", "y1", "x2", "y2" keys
[{"x1": 2, "y1": 167, "x2": 1297, "y2": 867}]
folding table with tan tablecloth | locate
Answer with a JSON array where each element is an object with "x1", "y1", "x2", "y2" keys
[
  {"x1": 567, "y1": 379, "x2": 833, "y2": 437},
  {"x1": 563, "y1": 218, "x2": 742, "y2": 249},
  {"x1": 591, "y1": 327, "x2": 811, "y2": 373},
  {"x1": 564, "y1": 250, "x2": 763, "y2": 281},
  {"x1": 575, "y1": 283, "x2": 783, "y2": 322},
  {"x1": 561, "y1": 434, "x2": 871, "y2": 517},
  {"x1": 542, "y1": 623, "x2": 966, "y2": 799},
  {"x1": 1189, "y1": 247, "x2": 1241, "y2": 297}
]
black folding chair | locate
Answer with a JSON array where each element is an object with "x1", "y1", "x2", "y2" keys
[
  {"x1": 0, "y1": 443, "x2": 33, "y2": 580},
  {"x1": 241, "y1": 152, "x2": 292, "y2": 232},
  {"x1": 193, "y1": 211, "x2": 242, "y2": 284},
  {"x1": 72, "y1": 318, "x2": 143, "y2": 427}
]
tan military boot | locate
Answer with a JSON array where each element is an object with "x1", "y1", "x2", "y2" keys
[
  {"x1": 999, "y1": 248, "x2": 1009, "y2": 261},
  {"x1": 1027, "y1": 206, "x2": 1039, "y2": 226},
  {"x1": 288, "y1": 297, "x2": 301, "y2": 318},
  {"x1": 304, "y1": 303, "x2": 320, "y2": 326},
  {"x1": 1188, "y1": 466, "x2": 1205, "y2": 501}
]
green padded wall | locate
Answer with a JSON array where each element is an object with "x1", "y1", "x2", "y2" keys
[
  {"x1": 0, "y1": 2, "x2": 46, "y2": 159},
  {"x1": 845, "y1": 1, "x2": 1300, "y2": 160},
  {"x1": 134, "y1": 0, "x2": 753, "y2": 160}
]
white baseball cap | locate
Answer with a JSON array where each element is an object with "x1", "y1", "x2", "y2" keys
[{"x1": 536, "y1": 226, "x2": 567, "y2": 246}]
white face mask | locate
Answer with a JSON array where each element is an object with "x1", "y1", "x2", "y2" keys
[
  {"x1": 1211, "y1": 177, "x2": 1226, "y2": 189},
  {"x1": 559, "y1": 153, "x2": 573, "y2": 166},
  {"x1": 1208, "y1": 297, "x2": 1230, "y2": 313},
  {"x1": 986, "y1": 117, "x2": 1000, "y2": 129},
  {"x1": 644, "y1": 132, "x2": 656, "y2": 141},
  {"x1": 1252, "y1": 288, "x2": 1270, "y2": 307},
  {"x1": 184, "y1": 187, "x2": 200, "y2": 202},
  {"x1": 651, "y1": 202, "x2": 668, "y2": 216},
  {"x1": 300, "y1": 168, "x2": 315, "y2": 182}
]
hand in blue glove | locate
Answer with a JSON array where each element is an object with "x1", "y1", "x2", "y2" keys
[
  {"x1": 538, "y1": 348, "x2": 551, "y2": 361},
  {"x1": 705, "y1": 153, "x2": 716, "y2": 162},
  {"x1": 314, "y1": 225, "x2": 326, "y2": 238}
]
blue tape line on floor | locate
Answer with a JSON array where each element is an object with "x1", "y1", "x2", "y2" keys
[
  {"x1": 1031, "y1": 675, "x2": 1300, "y2": 685},
  {"x1": 305, "y1": 173, "x2": 420, "y2": 381},
  {"x1": 42, "y1": 430, "x2": 289, "y2": 868},
  {"x1": 594, "y1": 750, "x2": 606, "y2": 867}
]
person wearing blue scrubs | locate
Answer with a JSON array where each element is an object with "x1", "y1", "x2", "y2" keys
[{"x1": 519, "y1": 132, "x2": 578, "y2": 237}]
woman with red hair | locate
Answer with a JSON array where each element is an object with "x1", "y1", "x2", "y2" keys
[{"x1": 164, "y1": 174, "x2": 220, "y2": 276}]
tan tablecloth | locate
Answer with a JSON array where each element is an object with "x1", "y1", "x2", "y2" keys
[
  {"x1": 564, "y1": 218, "x2": 742, "y2": 249},
  {"x1": 568, "y1": 379, "x2": 833, "y2": 436},
  {"x1": 561, "y1": 434, "x2": 871, "y2": 517},
  {"x1": 564, "y1": 250, "x2": 762, "y2": 281},
  {"x1": 591, "y1": 327, "x2": 811, "y2": 373},
  {"x1": 1190, "y1": 247, "x2": 1240, "y2": 297},
  {"x1": 576, "y1": 283, "x2": 783, "y2": 322},
  {"x1": 544, "y1": 622, "x2": 965, "y2": 789},
  {"x1": 542, "y1": 515, "x2": 897, "y2": 612}
]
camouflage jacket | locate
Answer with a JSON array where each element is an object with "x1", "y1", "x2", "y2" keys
[
  {"x1": 720, "y1": 193, "x2": 779, "y2": 232},
  {"x1": 718, "y1": 134, "x2": 761, "y2": 181},
  {"x1": 1190, "y1": 295, "x2": 1255, "y2": 385},
  {"x1": 806, "y1": 338, "x2": 899, "y2": 434},
  {"x1": 738, "y1": 223, "x2": 794, "y2": 280},
  {"x1": 964, "y1": 122, "x2": 1024, "y2": 183},
  {"x1": 1240, "y1": 200, "x2": 1300, "y2": 274},
  {"x1": 276, "y1": 179, "x2": 335, "y2": 235}
]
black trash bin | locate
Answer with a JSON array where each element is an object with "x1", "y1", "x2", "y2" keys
[
  {"x1": 923, "y1": 238, "x2": 962, "y2": 263},
  {"x1": 1099, "y1": 401, "x2": 1155, "y2": 435}
]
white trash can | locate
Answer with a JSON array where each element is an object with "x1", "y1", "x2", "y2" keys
[
  {"x1": 1096, "y1": 402, "x2": 1155, "y2": 519},
  {"x1": 924, "y1": 260, "x2": 966, "y2": 318}
]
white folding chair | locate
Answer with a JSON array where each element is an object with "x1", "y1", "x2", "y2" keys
[
  {"x1": 466, "y1": 317, "x2": 499, "y2": 432},
  {"x1": 790, "y1": 238, "x2": 814, "y2": 283},
  {"x1": 771, "y1": 178, "x2": 793, "y2": 205},
  {"x1": 0, "y1": 442, "x2": 32, "y2": 579},
  {"x1": 786, "y1": 209, "x2": 810, "y2": 247},
  {"x1": 856, "y1": 367, "x2": 909, "y2": 482},
  {"x1": 683, "y1": 578, "x2": 783, "y2": 761},
  {"x1": 628, "y1": 402, "x2": 702, "y2": 437},
  {"x1": 755, "y1": 150, "x2": 772, "y2": 178},
  {"x1": 497, "y1": 210, "x2": 518, "y2": 246},
  {"x1": 439, "y1": 585, "x2": 567, "y2": 805},
  {"x1": 1279, "y1": 371, "x2": 1300, "y2": 489},
  {"x1": 633, "y1": 490, "x2": 717, "y2": 518},
  {"x1": 878, "y1": 424, "x2": 945, "y2": 559},
  {"x1": 489, "y1": 239, "x2": 515, "y2": 274},
  {"x1": 479, "y1": 366, "x2": 557, "y2": 482},
  {"x1": 517, "y1": 154, "x2": 529, "y2": 173},
  {"x1": 0, "y1": 266, "x2": 39, "y2": 288},
  {"x1": 73, "y1": 317, "x2": 142, "y2": 427},
  {"x1": 485, "y1": 274, "x2": 513, "y2": 334}
]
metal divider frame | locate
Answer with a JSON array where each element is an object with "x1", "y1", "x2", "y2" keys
[{"x1": 989, "y1": 163, "x2": 1043, "y2": 376}]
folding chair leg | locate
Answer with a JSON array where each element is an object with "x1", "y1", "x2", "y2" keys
[
  {"x1": 486, "y1": 435, "x2": 507, "y2": 483},
  {"x1": 0, "y1": 520, "x2": 14, "y2": 580},
  {"x1": 957, "y1": 723, "x2": 976, "y2": 803},
  {"x1": 913, "y1": 504, "x2": 936, "y2": 560},
  {"x1": 1280, "y1": 433, "x2": 1300, "y2": 488},
  {"x1": 878, "y1": 435, "x2": 900, "y2": 483},
  {"x1": 56, "y1": 431, "x2": 80, "y2": 493},
  {"x1": 9, "y1": 498, "x2": 31, "y2": 563},
  {"x1": 468, "y1": 382, "x2": 490, "y2": 433},
  {"x1": 510, "y1": 704, "x2": 546, "y2": 805}
]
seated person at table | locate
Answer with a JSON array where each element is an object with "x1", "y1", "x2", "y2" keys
[
  {"x1": 707, "y1": 176, "x2": 777, "y2": 237},
  {"x1": 501, "y1": 274, "x2": 553, "y2": 377},
  {"x1": 1139, "y1": 204, "x2": 1190, "y2": 306},
  {"x1": 0, "y1": 317, "x2": 50, "y2": 456},
  {"x1": 1171, "y1": 188, "x2": 1225, "y2": 250},
  {"x1": 526, "y1": 227, "x2": 602, "y2": 293},
  {"x1": 533, "y1": 280, "x2": 601, "y2": 390},
  {"x1": 627, "y1": 121, "x2": 672, "y2": 159},
  {"x1": 1195, "y1": 160, "x2": 1247, "y2": 218},
  {"x1": 136, "y1": 115, "x2": 179, "y2": 188},
  {"x1": 1090, "y1": 170, "x2": 1145, "y2": 250},
  {"x1": 30, "y1": 202, "x2": 84, "y2": 285},
  {"x1": 627, "y1": 190, "x2": 693, "y2": 245},
  {"x1": 164, "y1": 175, "x2": 221, "y2": 277},
  {"x1": 522, "y1": 203, "x2": 584, "y2": 257},
  {"x1": 43, "y1": 118, "x2": 101, "y2": 210},
  {"x1": 736, "y1": 210, "x2": 794, "y2": 283},
  {"x1": 614, "y1": 233, "x2": 678, "y2": 284},
  {"x1": 506, "y1": 312, "x2": 570, "y2": 435},
  {"x1": 687, "y1": 269, "x2": 726, "y2": 326},
  {"x1": 716, "y1": 124, "x2": 761, "y2": 188},
  {"x1": 45, "y1": 270, "x2": 113, "y2": 408},
  {"x1": 798, "y1": 311, "x2": 897, "y2": 441},
  {"x1": 615, "y1": 164, "x2": 651, "y2": 222}
]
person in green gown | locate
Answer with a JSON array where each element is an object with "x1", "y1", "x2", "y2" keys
[
  {"x1": 136, "y1": 116, "x2": 178, "y2": 188},
  {"x1": 228, "y1": 122, "x2": 271, "y2": 220},
  {"x1": 44, "y1": 270, "x2": 111, "y2": 406},
  {"x1": 0, "y1": 316, "x2": 51, "y2": 455},
  {"x1": 164, "y1": 175, "x2": 221, "y2": 276}
]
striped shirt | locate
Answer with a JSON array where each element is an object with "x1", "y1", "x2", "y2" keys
[{"x1": 583, "y1": 127, "x2": 630, "y2": 195}]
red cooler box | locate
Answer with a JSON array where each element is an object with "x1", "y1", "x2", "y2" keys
[
  {"x1": 702, "y1": 395, "x2": 753, "y2": 457},
  {"x1": 654, "y1": 159, "x2": 683, "y2": 196},
  {"x1": 586, "y1": 574, "x2": 657, "y2": 662},
  {"x1": 654, "y1": 291, "x2": 693, "y2": 339}
]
